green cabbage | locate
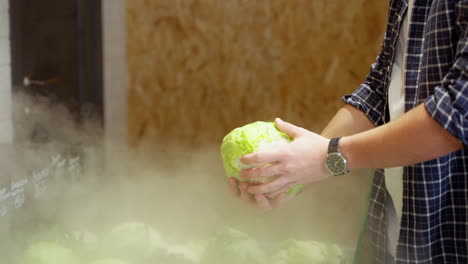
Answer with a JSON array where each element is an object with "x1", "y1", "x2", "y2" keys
[
  {"x1": 164, "y1": 243, "x2": 204, "y2": 263},
  {"x1": 185, "y1": 239, "x2": 209, "y2": 259},
  {"x1": 200, "y1": 227, "x2": 266, "y2": 264},
  {"x1": 221, "y1": 121, "x2": 303, "y2": 194},
  {"x1": 67, "y1": 230, "x2": 101, "y2": 260},
  {"x1": 271, "y1": 239, "x2": 344, "y2": 264},
  {"x1": 99, "y1": 222, "x2": 167, "y2": 261},
  {"x1": 88, "y1": 258, "x2": 128, "y2": 264},
  {"x1": 70, "y1": 230, "x2": 99, "y2": 251},
  {"x1": 21, "y1": 241, "x2": 80, "y2": 264},
  {"x1": 327, "y1": 244, "x2": 346, "y2": 264},
  {"x1": 24, "y1": 225, "x2": 69, "y2": 245}
]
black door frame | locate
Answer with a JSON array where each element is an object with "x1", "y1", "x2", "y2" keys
[{"x1": 9, "y1": 0, "x2": 104, "y2": 120}]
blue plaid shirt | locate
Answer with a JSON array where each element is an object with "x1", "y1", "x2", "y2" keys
[{"x1": 343, "y1": 0, "x2": 468, "y2": 263}]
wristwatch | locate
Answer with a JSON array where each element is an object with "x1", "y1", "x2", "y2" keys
[{"x1": 325, "y1": 137, "x2": 349, "y2": 176}]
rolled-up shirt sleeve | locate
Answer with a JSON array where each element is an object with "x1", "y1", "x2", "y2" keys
[
  {"x1": 343, "y1": 44, "x2": 389, "y2": 127},
  {"x1": 343, "y1": 83, "x2": 387, "y2": 127},
  {"x1": 424, "y1": 1, "x2": 468, "y2": 145}
]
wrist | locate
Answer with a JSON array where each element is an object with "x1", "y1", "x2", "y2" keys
[
  {"x1": 322, "y1": 139, "x2": 332, "y2": 178},
  {"x1": 339, "y1": 136, "x2": 354, "y2": 171},
  {"x1": 325, "y1": 137, "x2": 350, "y2": 176}
]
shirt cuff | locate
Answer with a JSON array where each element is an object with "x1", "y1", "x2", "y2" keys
[
  {"x1": 425, "y1": 86, "x2": 468, "y2": 146},
  {"x1": 342, "y1": 84, "x2": 386, "y2": 127}
]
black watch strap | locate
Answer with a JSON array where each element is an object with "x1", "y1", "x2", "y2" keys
[{"x1": 328, "y1": 137, "x2": 341, "y2": 153}]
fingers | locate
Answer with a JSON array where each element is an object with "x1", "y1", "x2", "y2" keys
[
  {"x1": 230, "y1": 178, "x2": 297, "y2": 210},
  {"x1": 230, "y1": 179, "x2": 274, "y2": 209},
  {"x1": 254, "y1": 194, "x2": 273, "y2": 210},
  {"x1": 265, "y1": 182, "x2": 299, "y2": 199},
  {"x1": 228, "y1": 177, "x2": 240, "y2": 197},
  {"x1": 247, "y1": 175, "x2": 292, "y2": 195},
  {"x1": 240, "y1": 149, "x2": 286, "y2": 165},
  {"x1": 239, "y1": 182, "x2": 255, "y2": 204},
  {"x1": 240, "y1": 163, "x2": 282, "y2": 180},
  {"x1": 275, "y1": 118, "x2": 306, "y2": 139}
]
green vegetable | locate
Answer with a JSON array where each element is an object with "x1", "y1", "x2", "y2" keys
[
  {"x1": 99, "y1": 222, "x2": 167, "y2": 261},
  {"x1": 327, "y1": 244, "x2": 346, "y2": 264},
  {"x1": 200, "y1": 227, "x2": 266, "y2": 264},
  {"x1": 69, "y1": 230, "x2": 100, "y2": 260},
  {"x1": 25, "y1": 225, "x2": 69, "y2": 244},
  {"x1": 221, "y1": 121, "x2": 304, "y2": 192},
  {"x1": 271, "y1": 239, "x2": 344, "y2": 264},
  {"x1": 21, "y1": 241, "x2": 80, "y2": 264},
  {"x1": 88, "y1": 258, "x2": 128, "y2": 264},
  {"x1": 164, "y1": 243, "x2": 204, "y2": 263},
  {"x1": 221, "y1": 121, "x2": 290, "y2": 180},
  {"x1": 70, "y1": 230, "x2": 98, "y2": 246},
  {"x1": 161, "y1": 239, "x2": 208, "y2": 264},
  {"x1": 286, "y1": 184, "x2": 304, "y2": 195},
  {"x1": 185, "y1": 239, "x2": 209, "y2": 261}
]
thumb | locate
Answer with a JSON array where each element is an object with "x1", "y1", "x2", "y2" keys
[{"x1": 275, "y1": 118, "x2": 305, "y2": 138}]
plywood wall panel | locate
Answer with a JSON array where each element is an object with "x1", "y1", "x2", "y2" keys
[{"x1": 127, "y1": 0, "x2": 389, "y2": 148}]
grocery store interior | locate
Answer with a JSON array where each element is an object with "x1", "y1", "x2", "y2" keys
[{"x1": 0, "y1": 0, "x2": 388, "y2": 263}]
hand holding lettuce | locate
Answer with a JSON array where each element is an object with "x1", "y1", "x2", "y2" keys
[
  {"x1": 221, "y1": 121, "x2": 305, "y2": 203},
  {"x1": 222, "y1": 119, "x2": 331, "y2": 203}
]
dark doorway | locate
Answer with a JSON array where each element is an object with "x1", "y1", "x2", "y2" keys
[{"x1": 9, "y1": 0, "x2": 103, "y2": 144}]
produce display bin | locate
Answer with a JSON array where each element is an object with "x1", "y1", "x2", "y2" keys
[{"x1": 0, "y1": 142, "x2": 372, "y2": 264}]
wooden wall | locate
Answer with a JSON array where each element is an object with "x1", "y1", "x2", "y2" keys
[
  {"x1": 125, "y1": 1, "x2": 390, "y2": 247},
  {"x1": 126, "y1": 0, "x2": 389, "y2": 148}
]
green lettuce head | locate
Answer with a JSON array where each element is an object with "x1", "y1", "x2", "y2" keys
[
  {"x1": 200, "y1": 227, "x2": 266, "y2": 264},
  {"x1": 99, "y1": 222, "x2": 167, "y2": 261},
  {"x1": 88, "y1": 259, "x2": 128, "y2": 264},
  {"x1": 221, "y1": 121, "x2": 303, "y2": 194},
  {"x1": 221, "y1": 121, "x2": 291, "y2": 180},
  {"x1": 271, "y1": 239, "x2": 344, "y2": 264},
  {"x1": 162, "y1": 242, "x2": 206, "y2": 264},
  {"x1": 21, "y1": 241, "x2": 80, "y2": 264}
]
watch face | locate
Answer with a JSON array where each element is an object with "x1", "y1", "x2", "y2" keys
[{"x1": 325, "y1": 153, "x2": 346, "y2": 175}]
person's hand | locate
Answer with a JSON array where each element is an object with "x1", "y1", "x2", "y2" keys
[
  {"x1": 227, "y1": 177, "x2": 296, "y2": 210},
  {"x1": 240, "y1": 118, "x2": 331, "y2": 197}
]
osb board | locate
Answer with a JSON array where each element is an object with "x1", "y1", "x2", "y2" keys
[
  {"x1": 125, "y1": 1, "x2": 389, "y2": 246},
  {"x1": 127, "y1": 0, "x2": 389, "y2": 148}
]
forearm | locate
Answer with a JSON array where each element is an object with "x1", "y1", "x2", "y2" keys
[
  {"x1": 321, "y1": 104, "x2": 375, "y2": 138},
  {"x1": 340, "y1": 104, "x2": 463, "y2": 170}
]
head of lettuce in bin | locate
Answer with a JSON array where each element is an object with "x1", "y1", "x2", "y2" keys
[{"x1": 221, "y1": 121, "x2": 304, "y2": 196}]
